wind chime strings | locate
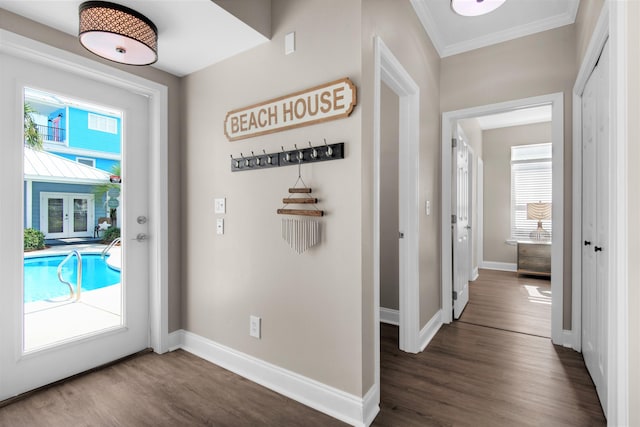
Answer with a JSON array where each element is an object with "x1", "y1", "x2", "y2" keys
[{"x1": 281, "y1": 218, "x2": 319, "y2": 254}]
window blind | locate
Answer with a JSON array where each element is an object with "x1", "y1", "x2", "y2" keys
[{"x1": 511, "y1": 143, "x2": 552, "y2": 240}]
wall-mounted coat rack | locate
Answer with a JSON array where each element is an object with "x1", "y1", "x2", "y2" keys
[{"x1": 231, "y1": 142, "x2": 344, "y2": 172}]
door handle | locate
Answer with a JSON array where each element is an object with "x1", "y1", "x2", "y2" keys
[
  {"x1": 594, "y1": 246, "x2": 603, "y2": 252},
  {"x1": 584, "y1": 240, "x2": 591, "y2": 246},
  {"x1": 465, "y1": 225, "x2": 471, "y2": 230},
  {"x1": 134, "y1": 233, "x2": 148, "y2": 242}
]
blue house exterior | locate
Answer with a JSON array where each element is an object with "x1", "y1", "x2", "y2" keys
[
  {"x1": 43, "y1": 106, "x2": 121, "y2": 174},
  {"x1": 24, "y1": 88, "x2": 121, "y2": 239}
]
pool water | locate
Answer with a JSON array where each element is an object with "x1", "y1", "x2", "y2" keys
[{"x1": 24, "y1": 254, "x2": 121, "y2": 303}]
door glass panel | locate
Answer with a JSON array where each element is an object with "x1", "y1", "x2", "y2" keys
[
  {"x1": 23, "y1": 87, "x2": 123, "y2": 352},
  {"x1": 47, "y1": 199, "x2": 64, "y2": 233},
  {"x1": 73, "y1": 198, "x2": 88, "y2": 232}
]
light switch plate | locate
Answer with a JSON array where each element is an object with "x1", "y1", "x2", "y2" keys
[
  {"x1": 214, "y1": 197, "x2": 226, "y2": 214},
  {"x1": 285, "y1": 31, "x2": 295, "y2": 55},
  {"x1": 216, "y1": 218, "x2": 224, "y2": 235}
]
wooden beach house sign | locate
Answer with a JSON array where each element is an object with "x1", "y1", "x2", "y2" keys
[{"x1": 224, "y1": 78, "x2": 357, "y2": 141}]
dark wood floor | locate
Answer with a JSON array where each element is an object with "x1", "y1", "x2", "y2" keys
[
  {"x1": 459, "y1": 269, "x2": 551, "y2": 338},
  {"x1": 0, "y1": 269, "x2": 605, "y2": 426}
]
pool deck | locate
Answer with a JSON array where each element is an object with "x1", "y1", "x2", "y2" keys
[{"x1": 23, "y1": 243, "x2": 123, "y2": 352}]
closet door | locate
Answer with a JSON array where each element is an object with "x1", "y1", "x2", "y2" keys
[{"x1": 581, "y1": 40, "x2": 609, "y2": 415}]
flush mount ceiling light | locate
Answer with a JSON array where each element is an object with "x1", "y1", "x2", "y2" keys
[
  {"x1": 451, "y1": 0, "x2": 507, "y2": 17},
  {"x1": 79, "y1": 1, "x2": 158, "y2": 66}
]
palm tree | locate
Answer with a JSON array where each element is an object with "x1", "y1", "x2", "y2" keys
[
  {"x1": 24, "y1": 103, "x2": 43, "y2": 150},
  {"x1": 93, "y1": 162, "x2": 121, "y2": 225}
]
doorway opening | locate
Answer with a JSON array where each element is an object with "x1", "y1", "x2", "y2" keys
[{"x1": 441, "y1": 93, "x2": 564, "y2": 345}]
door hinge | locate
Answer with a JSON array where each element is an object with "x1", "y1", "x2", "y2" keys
[
  {"x1": 452, "y1": 138, "x2": 457, "y2": 149},
  {"x1": 451, "y1": 214, "x2": 457, "y2": 224},
  {"x1": 452, "y1": 291, "x2": 458, "y2": 301}
]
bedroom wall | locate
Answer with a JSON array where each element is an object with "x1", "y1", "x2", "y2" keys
[
  {"x1": 181, "y1": 0, "x2": 365, "y2": 396},
  {"x1": 0, "y1": 8, "x2": 183, "y2": 332},
  {"x1": 440, "y1": 24, "x2": 575, "y2": 328},
  {"x1": 482, "y1": 122, "x2": 552, "y2": 264}
]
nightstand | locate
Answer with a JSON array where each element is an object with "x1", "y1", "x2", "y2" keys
[{"x1": 517, "y1": 241, "x2": 551, "y2": 277}]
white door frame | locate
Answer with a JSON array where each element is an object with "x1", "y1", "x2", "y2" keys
[
  {"x1": 441, "y1": 92, "x2": 564, "y2": 345},
  {"x1": 571, "y1": 2, "x2": 628, "y2": 423},
  {"x1": 39, "y1": 192, "x2": 95, "y2": 238},
  {"x1": 372, "y1": 34, "x2": 421, "y2": 405},
  {"x1": 476, "y1": 158, "x2": 484, "y2": 277},
  {"x1": 0, "y1": 30, "x2": 170, "y2": 354}
]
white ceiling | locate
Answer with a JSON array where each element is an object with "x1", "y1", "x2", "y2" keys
[
  {"x1": 0, "y1": 0, "x2": 269, "y2": 77},
  {"x1": 410, "y1": 0, "x2": 580, "y2": 57},
  {"x1": 1, "y1": 1, "x2": 581, "y2": 76},
  {"x1": 474, "y1": 105, "x2": 552, "y2": 130}
]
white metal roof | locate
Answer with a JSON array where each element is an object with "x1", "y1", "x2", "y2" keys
[{"x1": 24, "y1": 147, "x2": 110, "y2": 184}]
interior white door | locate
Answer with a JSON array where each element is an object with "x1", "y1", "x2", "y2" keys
[
  {"x1": 0, "y1": 52, "x2": 150, "y2": 401},
  {"x1": 581, "y1": 40, "x2": 609, "y2": 414},
  {"x1": 452, "y1": 126, "x2": 470, "y2": 318}
]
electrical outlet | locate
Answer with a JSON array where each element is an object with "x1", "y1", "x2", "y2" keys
[
  {"x1": 426, "y1": 200, "x2": 431, "y2": 216},
  {"x1": 216, "y1": 218, "x2": 224, "y2": 235},
  {"x1": 214, "y1": 197, "x2": 226, "y2": 214},
  {"x1": 249, "y1": 315, "x2": 261, "y2": 339}
]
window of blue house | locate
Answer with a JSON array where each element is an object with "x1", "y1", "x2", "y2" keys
[
  {"x1": 76, "y1": 157, "x2": 96, "y2": 168},
  {"x1": 88, "y1": 113, "x2": 117, "y2": 134}
]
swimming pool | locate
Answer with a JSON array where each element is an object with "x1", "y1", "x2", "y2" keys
[{"x1": 24, "y1": 254, "x2": 121, "y2": 303}]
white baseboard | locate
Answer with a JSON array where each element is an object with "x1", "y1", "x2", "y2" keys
[
  {"x1": 481, "y1": 261, "x2": 517, "y2": 272},
  {"x1": 419, "y1": 309, "x2": 443, "y2": 351},
  {"x1": 379, "y1": 307, "x2": 399, "y2": 325},
  {"x1": 170, "y1": 329, "x2": 372, "y2": 427},
  {"x1": 471, "y1": 267, "x2": 479, "y2": 281},
  {"x1": 168, "y1": 330, "x2": 182, "y2": 351},
  {"x1": 362, "y1": 385, "x2": 380, "y2": 426}
]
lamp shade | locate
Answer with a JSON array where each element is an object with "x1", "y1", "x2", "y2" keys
[
  {"x1": 79, "y1": 1, "x2": 158, "y2": 66},
  {"x1": 527, "y1": 202, "x2": 552, "y2": 221},
  {"x1": 451, "y1": 0, "x2": 507, "y2": 17}
]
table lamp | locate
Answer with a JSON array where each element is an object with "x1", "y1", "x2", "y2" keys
[{"x1": 527, "y1": 202, "x2": 551, "y2": 241}]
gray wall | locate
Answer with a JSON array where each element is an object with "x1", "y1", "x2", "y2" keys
[
  {"x1": 482, "y1": 122, "x2": 552, "y2": 264},
  {"x1": 181, "y1": 0, "x2": 364, "y2": 396},
  {"x1": 380, "y1": 83, "x2": 399, "y2": 311},
  {"x1": 0, "y1": 8, "x2": 183, "y2": 333}
]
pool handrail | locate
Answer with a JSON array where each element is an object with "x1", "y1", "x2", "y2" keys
[
  {"x1": 101, "y1": 237, "x2": 121, "y2": 259},
  {"x1": 57, "y1": 250, "x2": 82, "y2": 301}
]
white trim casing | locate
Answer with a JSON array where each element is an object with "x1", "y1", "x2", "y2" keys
[
  {"x1": 170, "y1": 330, "x2": 376, "y2": 427},
  {"x1": 0, "y1": 30, "x2": 169, "y2": 354},
  {"x1": 572, "y1": 2, "x2": 630, "y2": 422},
  {"x1": 442, "y1": 93, "x2": 564, "y2": 348},
  {"x1": 372, "y1": 35, "x2": 422, "y2": 424},
  {"x1": 419, "y1": 309, "x2": 443, "y2": 352}
]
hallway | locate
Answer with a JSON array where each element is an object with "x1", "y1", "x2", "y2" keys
[{"x1": 374, "y1": 269, "x2": 605, "y2": 426}]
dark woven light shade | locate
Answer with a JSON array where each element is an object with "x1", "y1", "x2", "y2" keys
[{"x1": 79, "y1": 1, "x2": 157, "y2": 66}]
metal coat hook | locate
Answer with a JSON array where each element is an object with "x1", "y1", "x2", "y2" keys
[
  {"x1": 264, "y1": 149, "x2": 273, "y2": 165},
  {"x1": 324, "y1": 139, "x2": 333, "y2": 158},
  {"x1": 282, "y1": 146, "x2": 291, "y2": 162},
  {"x1": 309, "y1": 141, "x2": 318, "y2": 159},
  {"x1": 231, "y1": 142, "x2": 344, "y2": 172}
]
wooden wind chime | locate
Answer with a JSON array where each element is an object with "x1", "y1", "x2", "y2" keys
[{"x1": 277, "y1": 162, "x2": 323, "y2": 254}]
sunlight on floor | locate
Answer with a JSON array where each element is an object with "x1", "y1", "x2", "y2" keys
[{"x1": 524, "y1": 284, "x2": 552, "y2": 305}]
